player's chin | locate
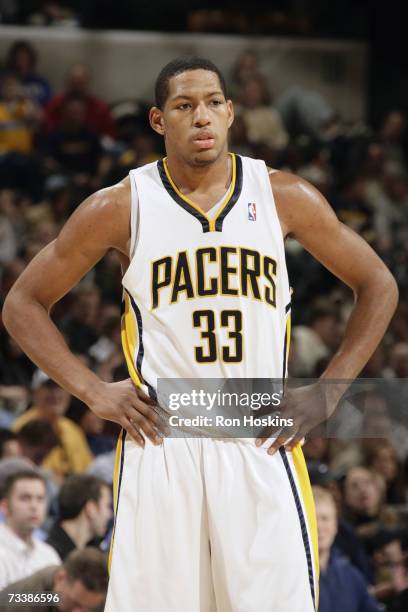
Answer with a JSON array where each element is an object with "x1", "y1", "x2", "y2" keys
[{"x1": 191, "y1": 148, "x2": 220, "y2": 166}]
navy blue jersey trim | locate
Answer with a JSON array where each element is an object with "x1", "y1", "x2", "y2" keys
[{"x1": 279, "y1": 447, "x2": 316, "y2": 610}]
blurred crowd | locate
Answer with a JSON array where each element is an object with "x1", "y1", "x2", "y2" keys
[
  {"x1": 0, "y1": 40, "x2": 408, "y2": 611},
  {"x1": 0, "y1": 1, "x2": 369, "y2": 37}
]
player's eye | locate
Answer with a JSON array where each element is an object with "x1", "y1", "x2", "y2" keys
[
  {"x1": 177, "y1": 103, "x2": 191, "y2": 110},
  {"x1": 210, "y1": 100, "x2": 223, "y2": 106}
]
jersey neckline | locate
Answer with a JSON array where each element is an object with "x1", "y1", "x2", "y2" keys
[{"x1": 157, "y1": 153, "x2": 243, "y2": 233}]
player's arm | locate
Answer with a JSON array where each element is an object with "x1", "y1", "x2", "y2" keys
[
  {"x1": 2, "y1": 181, "x2": 162, "y2": 447},
  {"x1": 257, "y1": 171, "x2": 398, "y2": 453},
  {"x1": 272, "y1": 170, "x2": 398, "y2": 380}
]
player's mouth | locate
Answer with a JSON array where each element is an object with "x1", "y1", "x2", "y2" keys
[{"x1": 192, "y1": 132, "x2": 215, "y2": 150}]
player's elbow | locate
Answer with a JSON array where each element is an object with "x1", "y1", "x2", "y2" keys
[
  {"x1": 3, "y1": 286, "x2": 31, "y2": 339},
  {"x1": 357, "y1": 265, "x2": 399, "y2": 312}
]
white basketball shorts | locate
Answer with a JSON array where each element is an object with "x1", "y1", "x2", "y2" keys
[{"x1": 105, "y1": 433, "x2": 319, "y2": 612}]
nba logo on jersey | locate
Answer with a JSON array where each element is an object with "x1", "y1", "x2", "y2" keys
[{"x1": 248, "y1": 202, "x2": 257, "y2": 221}]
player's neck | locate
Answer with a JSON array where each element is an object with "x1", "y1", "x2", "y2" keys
[{"x1": 165, "y1": 150, "x2": 231, "y2": 196}]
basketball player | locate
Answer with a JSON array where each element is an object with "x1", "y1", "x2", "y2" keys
[{"x1": 3, "y1": 58, "x2": 398, "y2": 611}]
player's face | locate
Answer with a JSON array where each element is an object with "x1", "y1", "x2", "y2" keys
[{"x1": 151, "y1": 69, "x2": 234, "y2": 166}]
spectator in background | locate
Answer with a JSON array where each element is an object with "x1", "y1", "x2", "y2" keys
[
  {"x1": 47, "y1": 475, "x2": 112, "y2": 560},
  {"x1": 230, "y1": 49, "x2": 264, "y2": 95},
  {"x1": 388, "y1": 539, "x2": 408, "y2": 611},
  {"x1": 341, "y1": 465, "x2": 403, "y2": 553},
  {"x1": 0, "y1": 470, "x2": 60, "y2": 589},
  {"x1": 235, "y1": 74, "x2": 288, "y2": 153},
  {"x1": 314, "y1": 485, "x2": 380, "y2": 612},
  {"x1": 276, "y1": 84, "x2": 335, "y2": 142},
  {"x1": 17, "y1": 420, "x2": 59, "y2": 466},
  {"x1": 12, "y1": 372, "x2": 92, "y2": 478},
  {"x1": 390, "y1": 342, "x2": 408, "y2": 378},
  {"x1": 365, "y1": 443, "x2": 406, "y2": 505},
  {"x1": 67, "y1": 399, "x2": 115, "y2": 456},
  {"x1": 0, "y1": 75, "x2": 37, "y2": 155},
  {"x1": 0, "y1": 75, "x2": 42, "y2": 198},
  {"x1": 3, "y1": 40, "x2": 52, "y2": 107},
  {"x1": 291, "y1": 304, "x2": 341, "y2": 376},
  {"x1": 44, "y1": 63, "x2": 114, "y2": 137},
  {"x1": 378, "y1": 110, "x2": 407, "y2": 166},
  {"x1": 0, "y1": 429, "x2": 21, "y2": 459},
  {"x1": 44, "y1": 94, "x2": 105, "y2": 194},
  {"x1": 61, "y1": 285, "x2": 101, "y2": 354},
  {"x1": 0, "y1": 547, "x2": 108, "y2": 612}
]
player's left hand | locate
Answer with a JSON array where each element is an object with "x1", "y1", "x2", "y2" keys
[{"x1": 255, "y1": 382, "x2": 341, "y2": 455}]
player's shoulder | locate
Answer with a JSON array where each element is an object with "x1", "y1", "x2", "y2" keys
[
  {"x1": 266, "y1": 168, "x2": 333, "y2": 237},
  {"x1": 72, "y1": 177, "x2": 132, "y2": 238},
  {"x1": 267, "y1": 167, "x2": 318, "y2": 199},
  {"x1": 87, "y1": 176, "x2": 131, "y2": 215}
]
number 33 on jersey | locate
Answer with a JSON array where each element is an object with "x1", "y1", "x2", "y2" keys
[{"x1": 121, "y1": 154, "x2": 291, "y2": 388}]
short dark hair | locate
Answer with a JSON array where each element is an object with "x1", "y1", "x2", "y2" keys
[
  {"x1": 155, "y1": 57, "x2": 227, "y2": 109},
  {"x1": 64, "y1": 548, "x2": 109, "y2": 592},
  {"x1": 18, "y1": 420, "x2": 59, "y2": 451},
  {"x1": 1, "y1": 469, "x2": 46, "y2": 499},
  {"x1": 58, "y1": 475, "x2": 108, "y2": 521}
]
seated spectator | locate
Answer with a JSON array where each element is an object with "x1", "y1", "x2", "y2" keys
[
  {"x1": 0, "y1": 76, "x2": 42, "y2": 198},
  {"x1": 364, "y1": 442, "x2": 406, "y2": 505},
  {"x1": 0, "y1": 429, "x2": 21, "y2": 459},
  {"x1": 44, "y1": 63, "x2": 114, "y2": 137},
  {"x1": 61, "y1": 285, "x2": 101, "y2": 354},
  {"x1": 341, "y1": 465, "x2": 404, "y2": 550},
  {"x1": 3, "y1": 40, "x2": 52, "y2": 107},
  {"x1": 0, "y1": 470, "x2": 60, "y2": 589},
  {"x1": 307, "y1": 458, "x2": 374, "y2": 583},
  {"x1": 276, "y1": 84, "x2": 335, "y2": 142},
  {"x1": 67, "y1": 399, "x2": 115, "y2": 456},
  {"x1": 235, "y1": 75, "x2": 288, "y2": 151},
  {"x1": 47, "y1": 475, "x2": 112, "y2": 560},
  {"x1": 17, "y1": 420, "x2": 59, "y2": 466},
  {"x1": 0, "y1": 76, "x2": 36, "y2": 155},
  {"x1": 343, "y1": 466, "x2": 384, "y2": 531},
  {"x1": 291, "y1": 304, "x2": 340, "y2": 376},
  {"x1": 13, "y1": 372, "x2": 92, "y2": 477},
  {"x1": 388, "y1": 538, "x2": 408, "y2": 611},
  {"x1": 0, "y1": 547, "x2": 108, "y2": 612},
  {"x1": 369, "y1": 528, "x2": 408, "y2": 605},
  {"x1": 314, "y1": 485, "x2": 380, "y2": 611},
  {"x1": 44, "y1": 94, "x2": 105, "y2": 192},
  {"x1": 378, "y1": 110, "x2": 407, "y2": 166},
  {"x1": 230, "y1": 49, "x2": 264, "y2": 97}
]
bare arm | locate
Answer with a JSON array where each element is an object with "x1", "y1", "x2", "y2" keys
[
  {"x1": 256, "y1": 171, "x2": 399, "y2": 453},
  {"x1": 3, "y1": 179, "x2": 162, "y2": 447},
  {"x1": 272, "y1": 170, "x2": 398, "y2": 380}
]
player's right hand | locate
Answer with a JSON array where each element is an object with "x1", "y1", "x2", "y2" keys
[{"x1": 86, "y1": 378, "x2": 165, "y2": 448}]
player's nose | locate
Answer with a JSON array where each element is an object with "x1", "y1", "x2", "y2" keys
[{"x1": 193, "y1": 101, "x2": 211, "y2": 126}]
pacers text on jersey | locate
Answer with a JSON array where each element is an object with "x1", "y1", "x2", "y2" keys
[{"x1": 151, "y1": 246, "x2": 277, "y2": 309}]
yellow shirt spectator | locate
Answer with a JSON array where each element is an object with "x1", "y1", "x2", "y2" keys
[{"x1": 13, "y1": 407, "x2": 92, "y2": 476}]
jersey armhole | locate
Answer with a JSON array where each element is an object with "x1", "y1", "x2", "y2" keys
[{"x1": 129, "y1": 171, "x2": 139, "y2": 260}]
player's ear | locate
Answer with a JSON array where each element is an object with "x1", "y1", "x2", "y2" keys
[
  {"x1": 149, "y1": 107, "x2": 165, "y2": 136},
  {"x1": 226, "y1": 99, "x2": 234, "y2": 129}
]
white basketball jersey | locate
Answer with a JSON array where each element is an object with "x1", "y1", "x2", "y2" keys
[{"x1": 121, "y1": 153, "x2": 291, "y2": 396}]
